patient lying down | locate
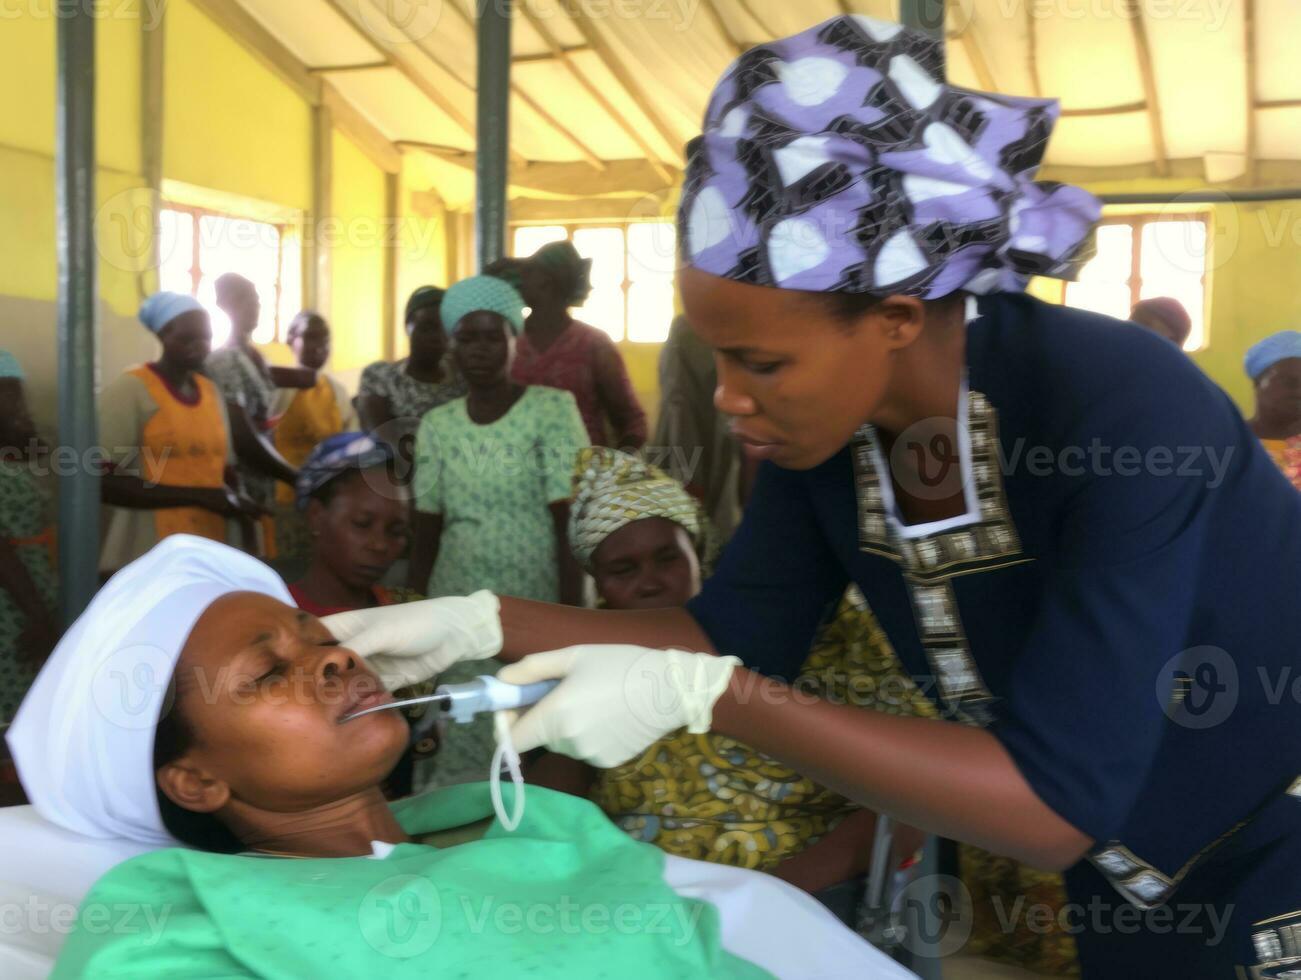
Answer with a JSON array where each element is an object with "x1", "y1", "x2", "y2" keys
[{"x1": 5, "y1": 536, "x2": 906, "y2": 980}]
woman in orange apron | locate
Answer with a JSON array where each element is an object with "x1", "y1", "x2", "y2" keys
[
  {"x1": 272, "y1": 312, "x2": 356, "y2": 561},
  {"x1": 98, "y1": 292, "x2": 263, "y2": 575}
]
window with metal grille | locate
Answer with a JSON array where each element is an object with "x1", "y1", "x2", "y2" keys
[
  {"x1": 159, "y1": 204, "x2": 301, "y2": 347},
  {"x1": 511, "y1": 222, "x2": 677, "y2": 343},
  {"x1": 1062, "y1": 213, "x2": 1211, "y2": 351}
]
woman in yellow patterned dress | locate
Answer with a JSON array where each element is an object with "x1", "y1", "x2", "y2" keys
[{"x1": 527, "y1": 448, "x2": 931, "y2": 901}]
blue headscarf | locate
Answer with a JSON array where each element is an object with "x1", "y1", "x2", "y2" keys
[
  {"x1": 0, "y1": 349, "x2": 23, "y2": 380},
  {"x1": 294, "y1": 432, "x2": 394, "y2": 512},
  {"x1": 441, "y1": 275, "x2": 526, "y2": 335},
  {"x1": 138, "y1": 292, "x2": 206, "y2": 335},
  {"x1": 1245, "y1": 331, "x2": 1301, "y2": 381}
]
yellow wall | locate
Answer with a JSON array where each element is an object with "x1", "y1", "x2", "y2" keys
[
  {"x1": 1032, "y1": 178, "x2": 1301, "y2": 413},
  {"x1": 0, "y1": 0, "x2": 453, "y2": 438},
  {"x1": 0, "y1": 12, "x2": 145, "y2": 316},
  {"x1": 0, "y1": 10, "x2": 154, "y2": 438},
  {"x1": 329, "y1": 131, "x2": 387, "y2": 374},
  {"x1": 1189, "y1": 200, "x2": 1301, "y2": 412},
  {"x1": 163, "y1": 0, "x2": 310, "y2": 213},
  {"x1": 396, "y1": 153, "x2": 458, "y2": 355}
]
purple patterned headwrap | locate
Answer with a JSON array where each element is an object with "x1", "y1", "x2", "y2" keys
[{"x1": 679, "y1": 15, "x2": 1101, "y2": 298}]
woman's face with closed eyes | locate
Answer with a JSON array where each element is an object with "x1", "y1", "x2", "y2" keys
[{"x1": 156, "y1": 593, "x2": 408, "y2": 814}]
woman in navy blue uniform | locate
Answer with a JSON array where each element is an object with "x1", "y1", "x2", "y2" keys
[{"x1": 327, "y1": 17, "x2": 1301, "y2": 977}]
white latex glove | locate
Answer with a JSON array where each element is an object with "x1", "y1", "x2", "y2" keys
[
  {"x1": 321, "y1": 591, "x2": 503, "y2": 690},
  {"x1": 495, "y1": 645, "x2": 741, "y2": 768}
]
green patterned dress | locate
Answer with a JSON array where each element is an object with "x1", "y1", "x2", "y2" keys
[
  {"x1": 412, "y1": 385, "x2": 588, "y2": 788},
  {"x1": 0, "y1": 460, "x2": 57, "y2": 725}
]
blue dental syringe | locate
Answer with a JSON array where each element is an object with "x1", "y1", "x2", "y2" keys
[{"x1": 341, "y1": 676, "x2": 559, "y2": 731}]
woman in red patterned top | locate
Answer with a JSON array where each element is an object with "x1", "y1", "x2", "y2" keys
[{"x1": 507, "y1": 242, "x2": 648, "y2": 449}]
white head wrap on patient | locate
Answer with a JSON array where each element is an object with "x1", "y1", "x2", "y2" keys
[{"x1": 5, "y1": 535, "x2": 294, "y2": 846}]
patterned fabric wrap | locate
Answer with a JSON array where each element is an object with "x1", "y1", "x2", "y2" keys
[
  {"x1": 294, "y1": 432, "x2": 392, "y2": 512},
  {"x1": 679, "y1": 15, "x2": 1101, "y2": 298},
  {"x1": 1244, "y1": 329, "x2": 1301, "y2": 380},
  {"x1": 0, "y1": 349, "x2": 23, "y2": 380},
  {"x1": 568, "y1": 447, "x2": 709, "y2": 571},
  {"x1": 441, "y1": 275, "x2": 525, "y2": 335}
]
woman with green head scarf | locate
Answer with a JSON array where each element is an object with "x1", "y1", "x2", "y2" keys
[
  {"x1": 510, "y1": 241, "x2": 648, "y2": 450},
  {"x1": 407, "y1": 274, "x2": 589, "y2": 789}
]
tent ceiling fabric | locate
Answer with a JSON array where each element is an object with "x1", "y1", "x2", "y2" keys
[{"x1": 232, "y1": 0, "x2": 1300, "y2": 195}]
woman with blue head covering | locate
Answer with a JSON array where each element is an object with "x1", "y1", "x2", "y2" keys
[
  {"x1": 287, "y1": 432, "x2": 411, "y2": 617},
  {"x1": 284, "y1": 432, "x2": 434, "y2": 797},
  {"x1": 1244, "y1": 330, "x2": 1301, "y2": 488},
  {"x1": 98, "y1": 292, "x2": 264, "y2": 575},
  {"x1": 0, "y1": 349, "x2": 58, "y2": 741},
  {"x1": 325, "y1": 18, "x2": 1301, "y2": 978}
]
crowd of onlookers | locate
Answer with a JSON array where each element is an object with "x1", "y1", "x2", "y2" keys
[{"x1": 1, "y1": 246, "x2": 1298, "y2": 972}]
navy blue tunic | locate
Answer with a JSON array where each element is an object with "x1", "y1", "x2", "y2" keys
[{"x1": 687, "y1": 292, "x2": 1301, "y2": 976}]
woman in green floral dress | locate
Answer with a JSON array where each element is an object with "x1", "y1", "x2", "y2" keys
[{"x1": 0, "y1": 351, "x2": 58, "y2": 730}]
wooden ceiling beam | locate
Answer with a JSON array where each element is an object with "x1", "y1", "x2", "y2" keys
[
  {"x1": 1024, "y1": 2, "x2": 1042, "y2": 98},
  {"x1": 322, "y1": 81, "x2": 401, "y2": 172},
  {"x1": 409, "y1": 0, "x2": 606, "y2": 171},
  {"x1": 321, "y1": 0, "x2": 499, "y2": 159},
  {"x1": 737, "y1": 0, "x2": 780, "y2": 40},
  {"x1": 309, "y1": 61, "x2": 390, "y2": 73},
  {"x1": 519, "y1": 2, "x2": 674, "y2": 183},
  {"x1": 701, "y1": 0, "x2": 744, "y2": 58},
  {"x1": 556, "y1": 0, "x2": 686, "y2": 166},
  {"x1": 1125, "y1": 0, "x2": 1169, "y2": 176},
  {"x1": 954, "y1": 25, "x2": 996, "y2": 92},
  {"x1": 187, "y1": 0, "x2": 321, "y2": 104},
  {"x1": 1060, "y1": 100, "x2": 1148, "y2": 118},
  {"x1": 513, "y1": 46, "x2": 589, "y2": 64}
]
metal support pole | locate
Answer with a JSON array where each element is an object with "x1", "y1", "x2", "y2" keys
[
  {"x1": 476, "y1": 0, "x2": 512, "y2": 271},
  {"x1": 1098, "y1": 187, "x2": 1301, "y2": 205},
  {"x1": 56, "y1": 8, "x2": 100, "y2": 623},
  {"x1": 899, "y1": 0, "x2": 946, "y2": 40}
]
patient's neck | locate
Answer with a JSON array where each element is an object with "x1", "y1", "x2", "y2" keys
[{"x1": 222, "y1": 788, "x2": 411, "y2": 858}]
